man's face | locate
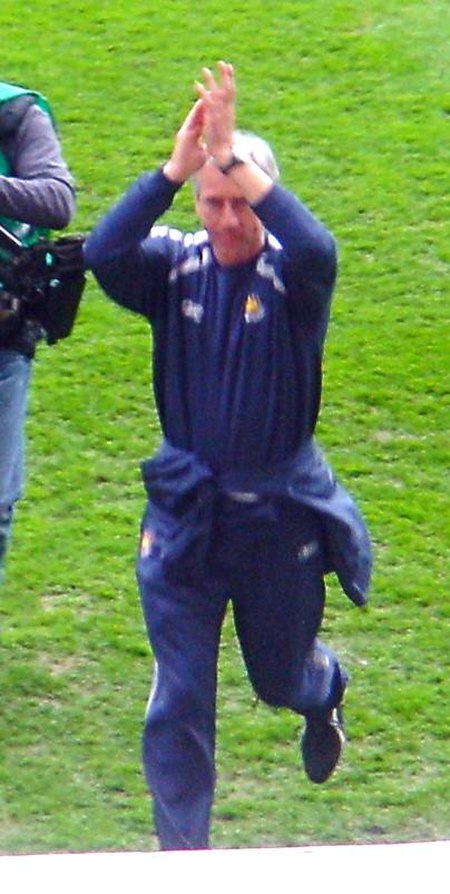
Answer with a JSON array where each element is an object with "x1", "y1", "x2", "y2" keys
[{"x1": 195, "y1": 163, "x2": 265, "y2": 266}]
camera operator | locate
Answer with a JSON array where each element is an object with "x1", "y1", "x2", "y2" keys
[{"x1": 0, "y1": 83, "x2": 75, "y2": 582}]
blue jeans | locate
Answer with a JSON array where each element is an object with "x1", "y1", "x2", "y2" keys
[
  {"x1": 137, "y1": 496, "x2": 347, "y2": 849},
  {"x1": 0, "y1": 349, "x2": 31, "y2": 580}
]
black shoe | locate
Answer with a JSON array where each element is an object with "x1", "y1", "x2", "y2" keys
[{"x1": 301, "y1": 706, "x2": 345, "y2": 784}]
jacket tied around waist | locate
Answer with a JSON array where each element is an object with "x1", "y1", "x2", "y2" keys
[{"x1": 140, "y1": 439, "x2": 372, "y2": 607}]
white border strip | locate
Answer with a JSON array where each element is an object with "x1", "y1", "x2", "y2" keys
[{"x1": 1, "y1": 841, "x2": 448, "y2": 894}]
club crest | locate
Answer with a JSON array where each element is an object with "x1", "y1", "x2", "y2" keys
[{"x1": 244, "y1": 293, "x2": 265, "y2": 323}]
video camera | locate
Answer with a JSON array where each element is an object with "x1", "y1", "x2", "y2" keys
[{"x1": 0, "y1": 223, "x2": 86, "y2": 344}]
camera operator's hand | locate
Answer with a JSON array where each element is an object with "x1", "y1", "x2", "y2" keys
[{"x1": 50, "y1": 234, "x2": 86, "y2": 275}]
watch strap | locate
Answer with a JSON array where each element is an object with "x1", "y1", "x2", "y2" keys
[{"x1": 216, "y1": 152, "x2": 246, "y2": 174}]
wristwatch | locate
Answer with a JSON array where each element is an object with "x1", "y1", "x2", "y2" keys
[{"x1": 215, "y1": 148, "x2": 248, "y2": 175}]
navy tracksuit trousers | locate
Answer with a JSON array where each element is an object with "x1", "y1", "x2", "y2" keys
[{"x1": 136, "y1": 495, "x2": 347, "y2": 850}]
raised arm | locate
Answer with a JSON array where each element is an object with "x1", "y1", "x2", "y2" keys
[
  {"x1": 197, "y1": 61, "x2": 336, "y2": 303},
  {"x1": 196, "y1": 61, "x2": 274, "y2": 206},
  {"x1": 84, "y1": 100, "x2": 208, "y2": 315}
]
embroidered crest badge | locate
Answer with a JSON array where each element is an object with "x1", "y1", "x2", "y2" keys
[{"x1": 244, "y1": 293, "x2": 265, "y2": 324}]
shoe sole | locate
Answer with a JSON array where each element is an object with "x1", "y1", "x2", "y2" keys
[{"x1": 301, "y1": 721, "x2": 344, "y2": 784}]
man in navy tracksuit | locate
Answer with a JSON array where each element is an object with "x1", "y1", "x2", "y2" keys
[{"x1": 85, "y1": 62, "x2": 372, "y2": 850}]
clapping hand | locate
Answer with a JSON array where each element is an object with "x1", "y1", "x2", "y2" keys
[{"x1": 195, "y1": 61, "x2": 236, "y2": 167}]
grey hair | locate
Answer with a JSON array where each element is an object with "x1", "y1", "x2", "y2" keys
[
  {"x1": 191, "y1": 129, "x2": 280, "y2": 192},
  {"x1": 232, "y1": 130, "x2": 280, "y2": 181}
]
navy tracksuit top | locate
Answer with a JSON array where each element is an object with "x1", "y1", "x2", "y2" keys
[{"x1": 84, "y1": 169, "x2": 337, "y2": 475}]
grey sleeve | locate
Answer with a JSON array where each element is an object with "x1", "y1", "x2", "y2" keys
[{"x1": 0, "y1": 103, "x2": 76, "y2": 229}]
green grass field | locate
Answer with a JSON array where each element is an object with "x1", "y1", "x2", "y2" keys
[{"x1": 1, "y1": 0, "x2": 449, "y2": 853}]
